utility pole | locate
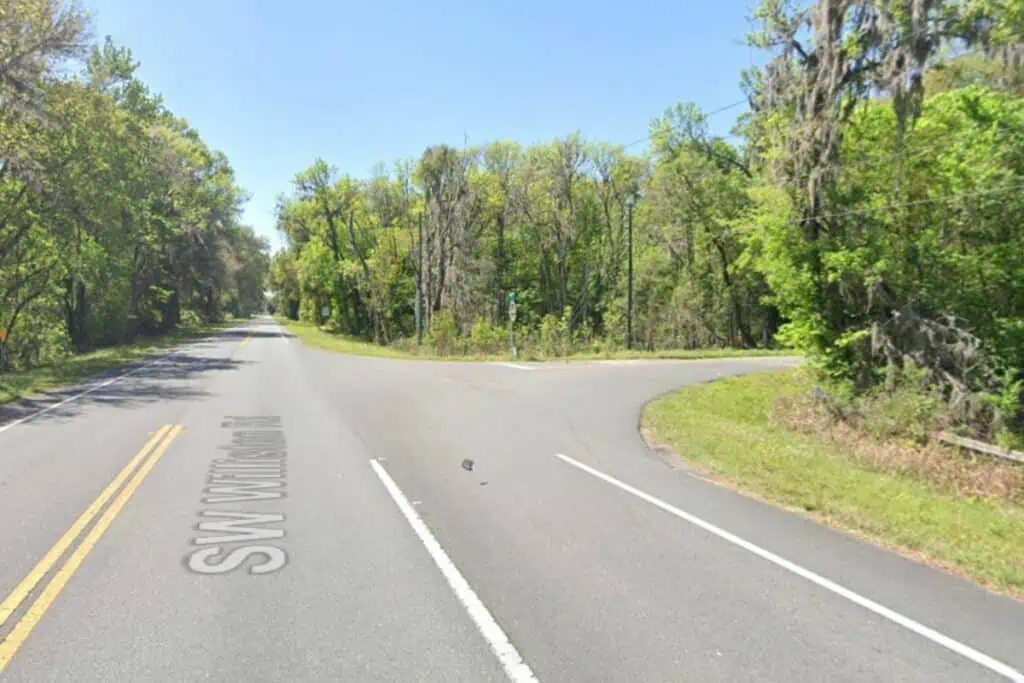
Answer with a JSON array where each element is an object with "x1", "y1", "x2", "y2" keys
[
  {"x1": 416, "y1": 206, "x2": 424, "y2": 345},
  {"x1": 626, "y1": 194, "x2": 634, "y2": 350}
]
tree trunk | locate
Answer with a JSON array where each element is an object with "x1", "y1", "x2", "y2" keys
[
  {"x1": 762, "y1": 304, "x2": 781, "y2": 347},
  {"x1": 711, "y1": 236, "x2": 755, "y2": 348},
  {"x1": 128, "y1": 244, "x2": 144, "y2": 341},
  {"x1": 495, "y1": 212, "x2": 506, "y2": 324},
  {"x1": 416, "y1": 212, "x2": 424, "y2": 344},
  {"x1": 346, "y1": 213, "x2": 379, "y2": 343},
  {"x1": 64, "y1": 277, "x2": 89, "y2": 351}
]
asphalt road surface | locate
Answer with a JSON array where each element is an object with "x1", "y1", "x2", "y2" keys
[{"x1": 0, "y1": 318, "x2": 1021, "y2": 682}]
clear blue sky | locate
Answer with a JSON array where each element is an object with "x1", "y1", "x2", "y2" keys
[{"x1": 87, "y1": 0, "x2": 761, "y2": 250}]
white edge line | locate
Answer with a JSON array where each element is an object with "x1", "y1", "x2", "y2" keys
[
  {"x1": 0, "y1": 351, "x2": 182, "y2": 436},
  {"x1": 0, "y1": 326, "x2": 257, "y2": 436},
  {"x1": 495, "y1": 362, "x2": 535, "y2": 371},
  {"x1": 369, "y1": 458, "x2": 540, "y2": 683},
  {"x1": 552, "y1": 452, "x2": 1024, "y2": 683}
]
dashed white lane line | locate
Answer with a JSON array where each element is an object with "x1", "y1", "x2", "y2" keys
[
  {"x1": 553, "y1": 453, "x2": 1024, "y2": 683},
  {"x1": 494, "y1": 362, "x2": 536, "y2": 371},
  {"x1": 369, "y1": 459, "x2": 540, "y2": 683},
  {"x1": 0, "y1": 353, "x2": 174, "y2": 436}
]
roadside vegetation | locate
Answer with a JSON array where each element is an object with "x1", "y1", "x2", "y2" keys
[
  {"x1": 643, "y1": 369, "x2": 1024, "y2": 595},
  {"x1": 0, "y1": 2, "x2": 268, "y2": 383},
  {"x1": 280, "y1": 317, "x2": 792, "y2": 362}
]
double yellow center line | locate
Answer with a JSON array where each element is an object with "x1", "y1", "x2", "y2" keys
[{"x1": 0, "y1": 424, "x2": 183, "y2": 673}]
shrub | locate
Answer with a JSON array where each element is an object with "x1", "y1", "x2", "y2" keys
[
  {"x1": 469, "y1": 320, "x2": 505, "y2": 355},
  {"x1": 427, "y1": 310, "x2": 458, "y2": 356},
  {"x1": 602, "y1": 310, "x2": 625, "y2": 352},
  {"x1": 539, "y1": 313, "x2": 570, "y2": 358},
  {"x1": 179, "y1": 309, "x2": 204, "y2": 329}
]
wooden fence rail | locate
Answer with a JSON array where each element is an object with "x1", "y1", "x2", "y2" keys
[{"x1": 937, "y1": 431, "x2": 1024, "y2": 465}]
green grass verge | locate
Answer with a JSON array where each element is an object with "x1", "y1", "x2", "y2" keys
[
  {"x1": 642, "y1": 369, "x2": 1024, "y2": 595},
  {"x1": 280, "y1": 320, "x2": 418, "y2": 359},
  {"x1": 560, "y1": 347, "x2": 792, "y2": 361},
  {"x1": 0, "y1": 321, "x2": 238, "y2": 406},
  {"x1": 278, "y1": 318, "x2": 793, "y2": 363}
]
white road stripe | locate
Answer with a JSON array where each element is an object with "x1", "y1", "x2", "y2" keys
[
  {"x1": 553, "y1": 452, "x2": 1024, "y2": 683},
  {"x1": 0, "y1": 352, "x2": 175, "y2": 436},
  {"x1": 369, "y1": 459, "x2": 540, "y2": 683},
  {"x1": 0, "y1": 327, "x2": 254, "y2": 436},
  {"x1": 494, "y1": 362, "x2": 535, "y2": 371}
]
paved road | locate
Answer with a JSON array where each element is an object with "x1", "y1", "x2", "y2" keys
[{"x1": 0, "y1": 318, "x2": 1021, "y2": 682}]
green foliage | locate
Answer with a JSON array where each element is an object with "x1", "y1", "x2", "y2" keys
[
  {"x1": 858, "y1": 369, "x2": 944, "y2": 444},
  {"x1": 737, "y1": 0, "x2": 1024, "y2": 440},
  {"x1": 427, "y1": 310, "x2": 459, "y2": 356},
  {"x1": 538, "y1": 311, "x2": 571, "y2": 358},
  {"x1": 274, "y1": 118, "x2": 777, "y2": 356},
  {"x1": 0, "y1": 6, "x2": 267, "y2": 372},
  {"x1": 602, "y1": 310, "x2": 625, "y2": 352},
  {"x1": 468, "y1": 320, "x2": 505, "y2": 355}
]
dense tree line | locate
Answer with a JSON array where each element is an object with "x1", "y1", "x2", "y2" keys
[
  {"x1": 272, "y1": 119, "x2": 773, "y2": 352},
  {"x1": 0, "y1": 0, "x2": 267, "y2": 370},
  {"x1": 273, "y1": 0, "x2": 1024, "y2": 440}
]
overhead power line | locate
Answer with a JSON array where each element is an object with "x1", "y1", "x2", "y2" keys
[
  {"x1": 619, "y1": 50, "x2": 986, "y2": 153},
  {"x1": 795, "y1": 176, "x2": 1024, "y2": 225},
  {"x1": 621, "y1": 99, "x2": 748, "y2": 150}
]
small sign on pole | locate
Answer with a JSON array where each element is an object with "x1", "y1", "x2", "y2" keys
[{"x1": 320, "y1": 305, "x2": 330, "y2": 320}]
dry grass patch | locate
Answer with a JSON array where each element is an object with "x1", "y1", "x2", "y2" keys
[{"x1": 774, "y1": 392, "x2": 1024, "y2": 506}]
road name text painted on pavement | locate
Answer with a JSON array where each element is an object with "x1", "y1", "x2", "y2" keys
[{"x1": 185, "y1": 416, "x2": 288, "y2": 575}]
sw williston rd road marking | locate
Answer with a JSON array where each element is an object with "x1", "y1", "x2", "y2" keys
[
  {"x1": 185, "y1": 416, "x2": 289, "y2": 576},
  {"x1": 0, "y1": 425, "x2": 183, "y2": 674}
]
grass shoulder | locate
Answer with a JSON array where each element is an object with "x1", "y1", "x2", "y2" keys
[
  {"x1": 0, "y1": 320, "x2": 237, "y2": 406},
  {"x1": 280, "y1": 319, "x2": 422, "y2": 359},
  {"x1": 278, "y1": 318, "x2": 793, "y2": 363},
  {"x1": 641, "y1": 369, "x2": 1024, "y2": 596}
]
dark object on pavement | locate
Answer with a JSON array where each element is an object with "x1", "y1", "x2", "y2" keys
[{"x1": 461, "y1": 458, "x2": 474, "y2": 472}]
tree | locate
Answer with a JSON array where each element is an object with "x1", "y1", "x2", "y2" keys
[{"x1": 0, "y1": 12, "x2": 266, "y2": 369}]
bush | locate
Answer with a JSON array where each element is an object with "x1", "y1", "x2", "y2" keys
[
  {"x1": 427, "y1": 310, "x2": 459, "y2": 356},
  {"x1": 469, "y1": 320, "x2": 505, "y2": 355},
  {"x1": 539, "y1": 313, "x2": 570, "y2": 358},
  {"x1": 2, "y1": 306, "x2": 69, "y2": 370},
  {"x1": 859, "y1": 386, "x2": 943, "y2": 444},
  {"x1": 298, "y1": 298, "x2": 320, "y2": 324},
  {"x1": 812, "y1": 365, "x2": 942, "y2": 445},
  {"x1": 602, "y1": 310, "x2": 625, "y2": 352},
  {"x1": 179, "y1": 309, "x2": 204, "y2": 329}
]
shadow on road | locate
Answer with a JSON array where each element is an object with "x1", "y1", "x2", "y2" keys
[
  {"x1": 0, "y1": 353, "x2": 249, "y2": 428},
  {"x1": 213, "y1": 328, "x2": 294, "y2": 340}
]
